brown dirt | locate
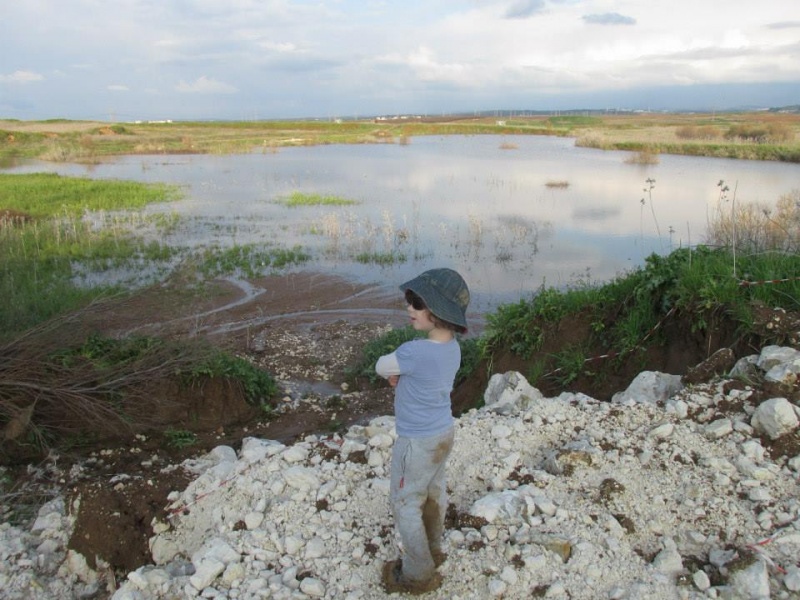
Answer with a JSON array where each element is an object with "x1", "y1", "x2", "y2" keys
[{"x1": 2, "y1": 271, "x2": 798, "y2": 588}]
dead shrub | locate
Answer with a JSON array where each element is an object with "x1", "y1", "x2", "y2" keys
[
  {"x1": 0, "y1": 209, "x2": 34, "y2": 227},
  {"x1": 706, "y1": 189, "x2": 800, "y2": 253},
  {"x1": 0, "y1": 303, "x2": 217, "y2": 454}
]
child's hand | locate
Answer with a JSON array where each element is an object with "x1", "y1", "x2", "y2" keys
[{"x1": 388, "y1": 375, "x2": 399, "y2": 388}]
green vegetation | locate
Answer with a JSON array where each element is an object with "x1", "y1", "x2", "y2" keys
[
  {"x1": 479, "y1": 244, "x2": 800, "y2": 388},
  {"x1": 3, "y1": 112, "x2": 798, "y2": 163},
  {"x1": 198, "y1": 244, "x2": 310, "y2": 278},
  {"x1": 54, "y1": 333, "x2": 278, "y2": 409},
  {"x1": 3, "y1": 116, "x2": 800, "y2": 458},
  {"x1": 0, "y1": 173, "x2": 179, "y2": 216},
  {"x1": 0, "y1": 174, "x2": 182, "y2": 336},
  {"x1": 354, "y1": 251, "x2": 406, "y2": 265},
  {"x1": 164, "y1": 428, "x2": 199, "y2": 448},
  {"x1": 0, "y1": 330, "x2": 278, "y2": 455},
  {"x1": 279, "y1": 191, "x2": 359, "y2": 207},
  {"x1": 186, "y1": 349, "x2": 278, "y2": 407}
]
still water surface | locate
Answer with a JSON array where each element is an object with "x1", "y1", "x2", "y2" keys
[{"x1": 6, "y1": 135, "x2": 799, "y2": 312}]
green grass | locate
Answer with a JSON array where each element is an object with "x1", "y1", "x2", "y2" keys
[
  {"x1": 187, "y1": 350, "x2": 278, "y2": 407},
  {"x1": 354, "y1": 251, "x2": 406, "y2": 265},
  {"x1": 164, "y1": 428, "x2": 199, "y2": 448},
  {"x1": 0, "y1": 174, "x2": 183, "y2": 337},
  {"x1": 279, "y1": 191, "x2": 359, "y2": 207},
  {"x1": 482, "y1": 244, "x2": 800, "y2": 369},
  {"x1": 198, "y1": 244, "x2": 310, "y2": 278},
  {"x1": 0, "y1": 173, "x2": 180, "y2": 217}
]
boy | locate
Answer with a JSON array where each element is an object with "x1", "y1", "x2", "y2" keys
[{"x1": 375, "y1": 268, "x2": 470, "y2": 594}]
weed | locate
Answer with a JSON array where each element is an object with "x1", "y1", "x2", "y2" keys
[
  {"x1": 483, "y1": 299, "x2": 544, "y2": 359},
  {"x1": 639, "y1": 177, "x2": 662, "y2": 244},
  {"x1": 279, "y1": 192, "x2": 358, "y2": 207},
  {"x1": 457, "y1": 338, "x2": 482, "y2": 384},
  {"x1": 625, "y1": 150, "x2": 659, "y2": 165},
  {"x1": 198, "y1": 244, "x2": 310, "y2": 278},
  {"x1": 354, "y1": 251, "x2": 406, "y2": 265},
  {"x1": 164, "y1": 428, "x2": 198, "y2": 448},
  {"x1": 525, "y1": 360, "x2": 548, "y2": 387},
  {"x1": 549, "y1": 345, "x2": 590, "y2": 386},
  {"x1": 0, "y1": 174, "x2": 182, "y2": 337},
  {"x1": 187, "y1": 351, "x2": 278, "y2": 407}
]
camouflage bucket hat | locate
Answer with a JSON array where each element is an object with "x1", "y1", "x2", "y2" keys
[{"x1": 399, "y1": 268, "x2": 470, "y2": 331}]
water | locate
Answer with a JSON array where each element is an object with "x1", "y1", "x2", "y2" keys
[{"x1": 4, "y1": 135, "x2": 798, "y2": 313}]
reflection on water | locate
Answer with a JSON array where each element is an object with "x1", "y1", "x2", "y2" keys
[{"x1": 4, "y1": 135, "x2": 799, "y2": 312}]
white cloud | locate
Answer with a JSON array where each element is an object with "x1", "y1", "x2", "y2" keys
[
  {"x1": 257, "y1": 41, "x2": 298, "y2": 53},
  {"x1": 175, "y1": 76, "x2": 237, "y2": 94},
  {"x1": 0, "y1": 70, "x2": 44, "y2": 84},
  {"x1": 1, "y1": 0, "x2": 798, "y2": 119},
  {"x1": 582, "y1": 13, "x2": 637, "y2": 26},
  {"x1": 504, "y1": 0, "x2": 546, "y2": 19}
]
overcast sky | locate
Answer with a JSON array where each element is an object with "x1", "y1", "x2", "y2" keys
[{"x1": 2, "y1": 0, "x2": 799, "y2": 121}]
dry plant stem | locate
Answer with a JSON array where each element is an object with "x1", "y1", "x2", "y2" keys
[{"x1": 0, "y1": 301, "x2": 205, "y2": 449}]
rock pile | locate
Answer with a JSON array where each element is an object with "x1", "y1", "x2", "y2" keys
[{"x1": 2, "y1": 346, "x2": 799, "y2": 599}]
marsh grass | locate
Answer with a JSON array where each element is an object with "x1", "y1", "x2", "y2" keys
[
  {"x1": 309, "y1": 208, "x2": 419, "y2": 266},
  {"x1": 354, "y1": 251, "x2": 406, "y2": 265},
  {"x1": 545, "y1": 180, "x2": 569, "y2": 188},
  {"x1": 625, "y1": 150, "x2": 660, "y2": 165},
  {"x1": 198, "y1": 244, "x2": 310, "y2": 278},
  {"x1": 4, "y1": 113, "x2": 799, "y2": 163},
  {"x1": 0, "y1": 174, "x2": 184, "y2": 336},
  {"x1": 279, "y1": 191, "x2": 359, "y2": 207},
  {"x1": 0, "y1": 173, "x2": 180, "y2": 216},
  {"x1": 706, "y1": 187, "x2": 800, "y2": 255}
]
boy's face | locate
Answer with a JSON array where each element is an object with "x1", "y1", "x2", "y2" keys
[{"x1": 407, "y1": 300, "x2": 436, "y2": 333}]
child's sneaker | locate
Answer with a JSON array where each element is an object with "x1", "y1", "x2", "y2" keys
[
  {"x1": 381, "y1": 559, "x2": 443, "y2": 595},
  {"x1": 431, "y1": 550, "x2": 447, "y2": 568}
]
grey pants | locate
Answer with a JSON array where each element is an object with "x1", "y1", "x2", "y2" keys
[{"x1": 389, "y1": 427, "x2": 455, "y2": 582}]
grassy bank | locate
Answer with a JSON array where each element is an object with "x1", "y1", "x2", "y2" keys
[
  {"x1": 0, "y1": 174, "x2": 289, "y2": 457},
  {"x1": 0, "y1": 174, "x2": 183, "y2": 335},
  {"x1": 2, "y1": 111, "x2": 799, "y2": 163},
  {"x1": 0, "y1": 173, "x2": 313, "y2": 337}
]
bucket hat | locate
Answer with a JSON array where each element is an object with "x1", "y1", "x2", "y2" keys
[{"x1": 400, "y1": 268, "x2": 470, "y2": 331}]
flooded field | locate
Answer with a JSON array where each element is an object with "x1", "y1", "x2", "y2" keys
[{"x1": 5, "y1": 134, "x2": 799, "y2": 312}]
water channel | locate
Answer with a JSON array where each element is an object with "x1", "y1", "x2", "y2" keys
[{"x1": 5, "y1": 135, "x2": 798, "y2": 313}]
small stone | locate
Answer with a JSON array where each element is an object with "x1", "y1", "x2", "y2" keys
[
  {"x1": 648, "y1": 423, "x2": 674, "y2": 439},
  {"x1": 705, "y1": 419, "x2": 733, "y2": 439},
  {"x1": 299, "y1": 577, "x2": 326, "y2": 597},
  {"x1": 693, "y1": 569, "x2": 711, "y2": 591}
]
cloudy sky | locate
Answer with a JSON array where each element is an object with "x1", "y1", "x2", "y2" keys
[{"x1": 2, "y1": 0, "x2": 799, "y2": 121}]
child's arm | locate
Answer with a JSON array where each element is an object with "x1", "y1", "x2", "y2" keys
[{"x1": 376, "y1": 352, "x2": 401, "y2": 385}]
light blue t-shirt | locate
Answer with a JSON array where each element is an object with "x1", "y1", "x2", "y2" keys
[{"x1": 377, "y1": 338, "x2": 461, "y2": 438}]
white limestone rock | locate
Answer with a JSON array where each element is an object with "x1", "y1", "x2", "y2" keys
[
  {"x1": 751, "y1": 397, "x2": 799, "y2": 439},
  {"x1": 611, "y1": 371, "x2": 683, "y2": 405},
  {"x1": 483, "y1": 371, "x2": 542, "y2": 414}
]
